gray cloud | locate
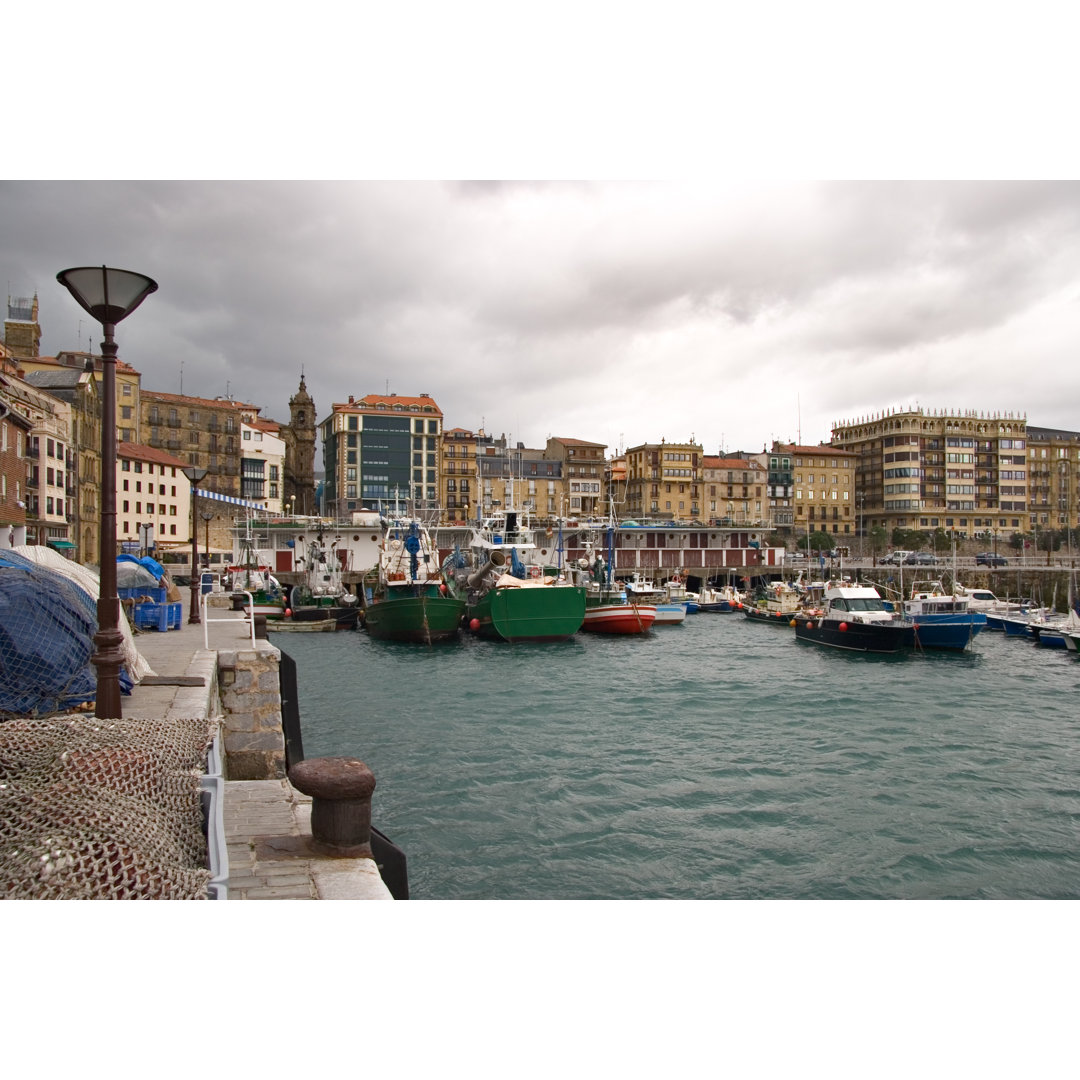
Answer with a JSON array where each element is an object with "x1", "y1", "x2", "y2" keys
[{"x1": 4, "y1": 180, "x2": 1079, "y2": 458}]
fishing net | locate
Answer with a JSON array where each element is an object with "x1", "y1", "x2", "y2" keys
[
  {"x1": 0, "y1": 547, "x2": 153, "y2": 720},
  {"x1": 0, "y1": 715, "x2": 215, "y2": 900}
]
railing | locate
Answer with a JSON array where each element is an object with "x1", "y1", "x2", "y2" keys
[{"x1": 202, "y1": 589, "x2": 256, "y2": 649}]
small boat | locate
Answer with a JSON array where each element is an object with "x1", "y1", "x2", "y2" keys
[
  {"x1": 696, "y1": 583, "x2": 744, "y2": 613},
  {"x1": 573, "y1": 530, "x2": 656, "y2": 635},
  {"x1": 951, "y1": 585, "x2": 1030, "y2": 630},
  {"x1": 287, "y1": 532, "x2": 360, "y2": 630},
  {"x1": 446, "y1": 508, "x2": 586, "y2": 642},
  {"x1": 363, "y1": 517, "x2": 466, "y2": 644},
  {"x1": 227, "y1": 518, "x2": 287, "y2": 619},
  {"x1": 794, "y1": 581, "x2": 914, "y2": 653},
  {"x1": 743, "y1": 579, "x2": 804, "y2": 625},
  {"x1": 624, "y1": 573, "x2": 686, "y2": 625},
  {"x1": 902, "y1": 581, "x2": 987, "y2": 651}
]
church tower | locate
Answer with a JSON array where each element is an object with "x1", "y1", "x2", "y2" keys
[
  {"x1": 4, "y1": 294, "x2": 41, "y2": 359},
  {"x1": 283, "y1": 374, "x2": 317, "y2": 515}
]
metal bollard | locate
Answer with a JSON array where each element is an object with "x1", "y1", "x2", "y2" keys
[
  {"x1": 253, "y1": 614, "x2": 268, "y2": 640},
  {"x1": 288, "y1": 757, "x2": 376, "y2": 857}
]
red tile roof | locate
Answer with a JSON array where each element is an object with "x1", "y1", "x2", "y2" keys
[{"x1": 118, "y1": 442, "x2": 190, "y2": 469}]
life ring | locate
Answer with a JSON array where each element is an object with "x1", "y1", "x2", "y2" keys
[{"x1": 529, "y1": 566, "x2": 542, "y2": 579}]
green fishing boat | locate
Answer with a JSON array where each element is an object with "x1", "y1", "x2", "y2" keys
[
  {"x1": 446, "y1": 509, "x2": 586, "y2": 642},
  {"x1": 364, "y1": 518, "x2": 465, "y2": 643}
]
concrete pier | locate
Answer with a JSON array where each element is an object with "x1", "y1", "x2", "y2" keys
[{"x1": 123, "y1": 594, "x2": 392, "y2": 900}]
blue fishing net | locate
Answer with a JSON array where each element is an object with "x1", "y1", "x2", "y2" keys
[{"x1": 0, "y1": 552, "x2": 134, "y2": 719}]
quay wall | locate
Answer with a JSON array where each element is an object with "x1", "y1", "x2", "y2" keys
[{"x1": 216, "y1": 638, "x2": 286, "y2": 781}]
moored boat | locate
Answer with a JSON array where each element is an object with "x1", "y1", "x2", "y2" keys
[
  {"x1": 902, "y1": 582, "x2": 986, "y2": 651},
  {"x1": 286, "y1": 532, "x2": 360, "y2": 630},
  {"x1": 794, "y1": 581, "x2": 914, "y2": 653},
  {"x1": 445, "y1": 509, "x2": 586, "y2": 642},
  {"x1": 624, "y1": 572, "x2": 686, "y2": 625},
  {"x1": 696, "y1": 583, "x2": 744, "y2": 613},
  {"x1": 743, "y1": 579, "x2": 804, "y2": 625},
  {"x1": 573, "y1": 531, "x2": 656, "y2": 635},
  {"x1": 364, "y1": 517, "x2": 465, "y2": 643}
]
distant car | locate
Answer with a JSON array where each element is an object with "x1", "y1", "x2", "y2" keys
[
  {"x1": 789, "y1": 551, "x2": 807, "y2": 560},
  {"x1": 905, "y1": 552, "x2": 938, "y2": 565},
  {"x1": 975, "y1": 552, "x2": 1008, "y2": 566},
  {"x1": 879, "y1": 551, "x2": 910, "y2": 565}
]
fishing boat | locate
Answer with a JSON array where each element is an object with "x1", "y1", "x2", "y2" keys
[
  {"x1": 696, "y1": 582, "x2": 744, "y2": 613},
  {"x1": 363, "y1": 517, "x2": 466, "y2": 643},
  {"x1": 902, "y1": 581, "x2": 986, "y2": 651},
  {"x1": 227, "y1": 518, "x2": 287, "y2": 619},
  {"x1": 794, "y1": 581, "x2": 914, "y2": 653},
  {"x1": 624, "y1": 572, "x2": 686, "y2": 625},
  {"x1": 572, "y1": 530, "x2": 656, "y2": 635},
  {"x1": 951, "y1": 584, "x2": 1030, "y2": 630},
  {"x1": 445, "y1": 508, "x2": 586, "y2": 642},
  {"x1": 743, "y1": 579, "x2": 804, "y2": 625},
  {"x1": 286, "y1": 532, "x2": 360, "y2": 630}
]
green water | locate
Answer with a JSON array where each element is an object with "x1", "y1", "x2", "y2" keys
[{"x1": 279, "y1": 616, "x2": 1080, "y2": 899}]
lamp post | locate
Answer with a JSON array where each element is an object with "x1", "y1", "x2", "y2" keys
[
  {"x1": 57, "y1": 266, "x2": 157, "y2": 720},
  {"x1": 182, "y1": 465, "x2": 209, "y2": 623},
  {"x1": 201, "y1": 510, "x2": 215, "y2": 569}
]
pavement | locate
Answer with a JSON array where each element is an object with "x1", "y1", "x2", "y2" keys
[{"x1": 123, "y1": 590, "x2": 392, "y2": 900}]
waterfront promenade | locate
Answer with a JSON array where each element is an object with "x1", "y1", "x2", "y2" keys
[{"x1": 124, "y1": 594, "x2": 391, "y2": 901}]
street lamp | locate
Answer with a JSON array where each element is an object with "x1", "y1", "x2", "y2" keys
[
  {"x1": 57, "y1": 265, "x2": 157, "y2": 720},
  {"x1": 201, "y1": 510, "x2": 215, "y2": 568},
  {"x1": 182, "y1": 465, "x2": 209, "y2": 623}
]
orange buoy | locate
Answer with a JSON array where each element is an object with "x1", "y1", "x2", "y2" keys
[
  {"x1": 805, "y1": 621, "x2": 814, "y2": 629},
  {"x1": 285, "y1": 608, "x2": 292, "y2": 617},
  {"x1": 469, "y1": 618, "x2": 480, "y2": 631},
  {"x1": 789, "y1": 618, "x2": 797, "y2": 627},
  {"x1": 839, "y1": 622, "x2": 848, "y2": 632}
]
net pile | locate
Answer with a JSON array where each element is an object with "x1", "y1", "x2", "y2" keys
[{"x1": 0, "y1": 716, "x2": 215, "y2": 900}]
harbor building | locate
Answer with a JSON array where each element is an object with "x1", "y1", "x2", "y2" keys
[
  {"x1": 319, "y1": 392, "x2": 443, "y2": 517},
  {"x1": 440, "y1": 427, "x2": 484, "y2": 523},
  {"x1": 623, "y1": 439, "x2": 704, "y2": 522},
  {"x1": 544, "y1": 437, "x2": 608, "y2": 520},
  {"x1": 831, "y1": 407, "x2": 1029, "y2": 540}
]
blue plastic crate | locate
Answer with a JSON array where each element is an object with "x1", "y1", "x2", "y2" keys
[
  {"x1": 119, "y1": 585, "x2": 167, "y2": 603},
  {"x1": 133, "y1": 600, "x2": 182, "y2": 631}
]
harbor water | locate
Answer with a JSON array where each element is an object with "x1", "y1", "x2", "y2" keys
[{"x1": 280, "y1": 615, "x2": 1080, "y2": 899}]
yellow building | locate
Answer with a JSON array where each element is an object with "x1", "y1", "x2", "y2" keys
[
  {"x1": 624, "y1": 440, "x2": 703, "y2": 522},
  {"x1": 775, "y1": 442, "x2": 856, "y2": 538},
  {"x1": 831, "y1": 407, "x2": 1029, "y2": 539}
]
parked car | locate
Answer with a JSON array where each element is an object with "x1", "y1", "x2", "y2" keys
[
  {"x1": 789, "y1": 551, "x2": 807, "y2": 560},
  {"x1": 904, "y1": 552, "x2": 939, "y2": 565},
  {"x1": 975, "y1": 552, "x2": 1008, "y2": 566},
  {"x1": 879, "y1": 551, "x2": 911, "y2": 565}
]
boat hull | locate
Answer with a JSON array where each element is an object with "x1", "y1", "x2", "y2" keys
[
  {"x1": 468, "y1": 584, "x2": 586, "y2": 642},
  {"x1": 908, "y1": 613, "x2": 987, "y2": 651},
  {"x1": 364, "y1": 590, "x2": 466, "y2": 643},
  {"x1": 794, "y1": 616, "x2": 914, "y2": 653},
  {"x1": 289, "y1": 604, "x2": 360, "y2": 630},
  {"x1": 581, "y1": 602, "x2": 656, "y2": 634},
  {"x1": 744, "y1": 605, "x2": 799, "y2": 626}
]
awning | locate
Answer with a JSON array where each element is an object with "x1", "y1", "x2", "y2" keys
[
  {"x1": 199, "y1": 490, "x2": 266, "y2": 510},
  {"x1": 47, "y1": 540, "x2": 76, "y2": 549}
]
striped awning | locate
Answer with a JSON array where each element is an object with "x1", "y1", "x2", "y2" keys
[{"x1": 198, "y1": 490, "x2": 266, "y2": 510}]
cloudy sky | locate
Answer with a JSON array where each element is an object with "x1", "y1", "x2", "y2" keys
[{"x1": 5, "y1": 179, "x2": 1080, "y2": 461}]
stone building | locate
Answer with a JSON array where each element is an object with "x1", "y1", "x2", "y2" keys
[
  {"x1": 831, "y1": 407, "x2": 1029, "y2": 539},
  {"x1": 3, "y1": 295, "x2": 41, "y2": 360},
  {"x1": 623, "y1": 439, "x2": 704, "y2": 522},
  {"x1": 22, "y1": 367, "x2": 100, "y2": 563},
  {"x1": 544, "y1": 437, "x2": 608, "y2": 519},
  {"x1": 441, "y1": 427, "x2": 482, "y2": 523},
  {"x1": 702, "y1": 455, "x2": 769, "y2": 526},
  {"x1": 1024, "y1": 425, "x2": 1080, "y2": 535},
  {"x1": 773, "y1": 442, "x2": 856, "y2": 539}
]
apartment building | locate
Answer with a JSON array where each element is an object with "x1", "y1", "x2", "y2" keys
[
  {"x1": 545, "y1": 437, "x2": 607, "y2": 519},
  {"x1": 623, "y1": 440, "x2": 703, "y2": 522},
  {"x1": 242, "y1": 418, "x2": 286, "y2": 513},
  {"x1": 771, "y1": 441, "x2": 856, "y2": 538},
  {"x1": 702, "y1": 455, "x2": 768, "y2": 525},
  {"x1": 320, "y1": 393, "x2": 443, "y2": 517},
  {"x1": 117, "y1": 443, "x2": 192, "y2": 553},
  {"x1": 832, "y1": 407, "x2": 1029, "y2": 538},
  {"x1": 441, "y1": 427, "x2": 481, "y2": 523},
  {"x1": 23, "y1": 367, "x2": 100, "y2": 563},
  {"x1": 1024, "y1": 425, "x2": 1080, "y2": 533},
  {"x1": 141, "y1": 391, "x2": 259, "y2": 500}
]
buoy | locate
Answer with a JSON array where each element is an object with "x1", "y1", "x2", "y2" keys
[
  {"x1": 789, "y1": 618, "x2": 797, "y2": 627},
  {"x1": 839, "y1": 622, "x2": 848, "y2": 632},
  {"x1": 439, "y1": 583, "x2": 447, "y2": 594},
  {"x1": 284, "y1": 608, "x2": 292, "y2": 617},
  {"x1": 469, "y1": 617, "x2": 480, "y2": 631},
  {"x1": 805, "y1": 621, "x2": 814, "y2": 629}
]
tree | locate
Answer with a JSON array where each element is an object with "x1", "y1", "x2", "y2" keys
[
  {"x1": 869, "y1": 526, "x2": 888, "y2": 555},
  {"x1": 808, "y1": 530, "x2": 833, "y2": 552}
]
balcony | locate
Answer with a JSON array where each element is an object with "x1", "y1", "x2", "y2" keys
[{"x1": 166, "y1": 417, "x2": 181, "y2": 428}]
